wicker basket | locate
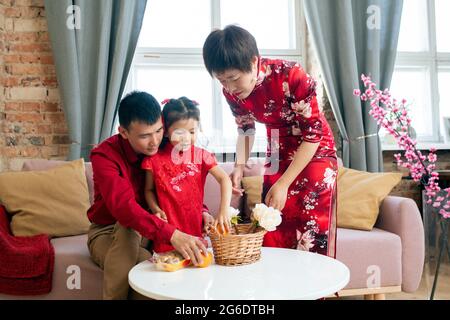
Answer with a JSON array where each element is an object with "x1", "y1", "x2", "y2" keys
[{"x1": 209, "y1": 223, "x2": 267, "y2": 266}]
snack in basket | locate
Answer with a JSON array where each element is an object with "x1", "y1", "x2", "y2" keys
[
  {"x1": 208, "y1": 207, "x2": 242, "y2": 236},
  {"x1": 209, "y1": 224, "x2": 229, "y2": 236},
  {"x1": 152, "y1": 250, "x2": 213, "y2": 272}
]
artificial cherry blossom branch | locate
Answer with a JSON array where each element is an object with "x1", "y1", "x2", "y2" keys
[{"x1": 354, "y1": 74, "x2": 450, "y2": 219}]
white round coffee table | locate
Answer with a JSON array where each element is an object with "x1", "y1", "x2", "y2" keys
[{"x1": 129, "y1": 247, "x2": 349, "y2": 300}]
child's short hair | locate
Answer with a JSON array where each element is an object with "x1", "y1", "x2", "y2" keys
[
  {"x1": 203, "y1": 25, "x2": 259, "y2": 76},
  {"x1": 118, "y1": 91, "x2": 161, "y2": 130}
]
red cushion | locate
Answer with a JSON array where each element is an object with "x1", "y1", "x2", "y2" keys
[{"x1": 0, "y1": 206, "x2": 11, "y2": 235}]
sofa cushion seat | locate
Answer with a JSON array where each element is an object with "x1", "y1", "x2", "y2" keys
[
  {"x1": 336, "y1": 227, "x2": 402, "y2": 290},
  {"x1": 49, "y1": 234, "x2": 102, "y2": 299}
]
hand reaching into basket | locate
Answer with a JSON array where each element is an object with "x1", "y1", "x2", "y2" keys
[
  {"x1": 214, "y1": 208, "x2": 232, "y2": 235},
  {"x1": 211, "y1": 207, "x2": 241, "y2": 235}
]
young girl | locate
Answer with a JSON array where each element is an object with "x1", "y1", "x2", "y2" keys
[
  {"x1": 203, "y1": 25, "x2": 338, "y2": 257},
  {"x1": 142, "y1": 97, "x2": 232, "y2": 253}
]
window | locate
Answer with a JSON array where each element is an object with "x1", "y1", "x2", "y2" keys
[
  {"x1": 120, "y1": 0, "x2": 304, "y2": 154},
  {"x1": 386, "y1": 0, "x2": 450, "y2": 148}
]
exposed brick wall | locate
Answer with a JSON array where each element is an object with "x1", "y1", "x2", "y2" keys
[
  {"x1": 0, "y1": 0, "x2": 68, "y2": 172},
  {"x1": 1, "y1": 2, "x2": 5, "y2": 171}
]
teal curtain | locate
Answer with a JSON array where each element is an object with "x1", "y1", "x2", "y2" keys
[
  {"x1": 44, "y1": 0, "x2": 147, "y2": 159},
  {"x1": 303, "y1": 0, "x2": 403, "y2": 171}
]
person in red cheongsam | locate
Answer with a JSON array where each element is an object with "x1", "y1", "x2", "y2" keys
[
  {"x1": 141, "y1": 97, "x2": 233, "y2": 254},
  {"x1": 203, "y1": 25, "x2": 338, "y2": 257}
]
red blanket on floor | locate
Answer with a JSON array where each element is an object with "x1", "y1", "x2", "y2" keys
[{"x1": 0, "y1": 205, "x2": 54, "y2": 296}]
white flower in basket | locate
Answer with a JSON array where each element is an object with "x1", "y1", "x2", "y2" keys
[
  {"x1": 228, "y1": 207, "x2": 241, "y2": 225},
  {"x1": 250, "y1": 203, "x2": 282, "y2": 232}
]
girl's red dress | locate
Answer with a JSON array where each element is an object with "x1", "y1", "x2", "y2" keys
[
  {"x1": 224, "y1": 58, "x2": 338, "y2": 257},
  {"x1": 141, "y1": 143, "x2": 217, "y2": 253}
]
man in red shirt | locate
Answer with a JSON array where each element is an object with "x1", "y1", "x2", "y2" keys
[{"x1": 87, "y1": 91, "x2": 208, "y2": 300}]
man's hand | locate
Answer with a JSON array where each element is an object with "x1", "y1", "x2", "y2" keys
[{"x1": 170, "y1": 230, "x2": 208, "y2": 266}]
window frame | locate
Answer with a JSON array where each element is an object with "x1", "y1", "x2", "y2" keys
[
  {"x1": 123, "y1": 0, "x2": 306, "y2": 154},
  {"x1": 389, "y1": 0, "x2": 450, "y2": 150}
]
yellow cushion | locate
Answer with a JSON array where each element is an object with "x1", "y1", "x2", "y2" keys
[
  {"x1": 337, "y1": 167, "x2": 402, "y2": 231},
  {"x1": 241, "y1": 176, "x2": 263, "y2": 217},
  {"x1": 0, "y1": 159, "x2": 91, "y2": 237}
]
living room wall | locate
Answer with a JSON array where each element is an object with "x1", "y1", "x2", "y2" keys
[
  {"x1": 1, "y1": 0, "x2": 449, "y2": 211},
  {"x1": 0, "y1": 0, "x2": 69, "y2": 172},
  {"x1": 0, "y1": 1, "x2": 5, "y2": 171}
]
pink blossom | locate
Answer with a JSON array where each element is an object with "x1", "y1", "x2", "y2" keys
[
  {"x1": 433, "y1": 202, "x2": 441, "y2": 208},
  {"x1": 428, "y1": 153, "x2": 437, "y2": 163},
  {"x1": 355, "y1": 74, "x2": 448, "y2": 219},
  {"x1": 439, "y1": 209, "x2": 450, "y2": 219}
]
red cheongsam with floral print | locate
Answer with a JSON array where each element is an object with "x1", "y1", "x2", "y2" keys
[
  {"x1": 224, "y1": 58, "x2": 338, "y2": 257},
  {"x1": 141, "y1": 143, "x2": 218, "y2": 253}
]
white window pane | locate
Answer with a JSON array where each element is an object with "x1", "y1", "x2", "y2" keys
[
  {"x1": 221, "y1": 99, "x2": 238, "y2": 141},
  {"x1": 390, "y1": 68, "x2": 432, "y2": 137},
  {"x1": 220, "y1": 97, "x2": 267, "y2": 153},
  {"x1": 397, "y1": 0, "x2": 429, "y2": 52},
  {"x1": 438, "y1": 70, "x2": 450, "y2": 140},
  {"x1": 221, "y1": 0, "x2": 297, "y2": 50},
  {"x1": 138, "y1": 0, "x2": 211, "y2": 48},
  {"x1": 133, "y1": 66, "x2": 213, "y2": 136},
  {"x1": 435, "y1": 0, "x2": 450, "y2": 52}
]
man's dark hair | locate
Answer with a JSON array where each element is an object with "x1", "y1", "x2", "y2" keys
[
  {"x1": 203, "y1": 25, "x2": 259, "y2": 76},
  {"x1": 118, "y1": 91, "x2": 161, "y2": 130}
]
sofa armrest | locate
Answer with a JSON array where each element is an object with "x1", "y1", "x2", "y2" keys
[{"x1": 375, "y1": 196, "x2": 425, "y2": 293}]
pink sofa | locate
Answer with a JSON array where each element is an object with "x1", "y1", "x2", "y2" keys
[{"x1": 0, "y1": 158, "x2": 424, "y2": 300}]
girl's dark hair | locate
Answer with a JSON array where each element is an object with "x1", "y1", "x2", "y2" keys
[
  {"x1": 203, "y1": 25, "x2": 259, "y2": 76},
  {"x1": 118, "y1": 91, "x2": 161, "y2": 130},
  {"x1": 160, "y1": 97, "x2": 200, "y2": 148}
]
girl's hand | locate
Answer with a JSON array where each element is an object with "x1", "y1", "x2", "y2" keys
[
  {"x1": 155, "y1": 210, "x2": 168, "y2": 222},
  {"x1": 264, "y1": 181, "x2": 289, "y2": 211},
  {"x1": 202, "y1": 211, "x2": 215, "y2": 234},
  {"x1": 214, "y1": 211, "x2": 231, "y2": 234},
  {"x1": 230, "y1": 165, "x2": 245, "y2": 196}
]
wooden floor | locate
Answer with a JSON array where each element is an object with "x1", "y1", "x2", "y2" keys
[{"x1": 338, "y1": 262, "x2": 450, "y2": 300}]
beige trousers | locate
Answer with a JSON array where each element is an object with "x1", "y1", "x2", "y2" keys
[{"x1": 87, "y1": 222, "x2": 152, "y2": 300}]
